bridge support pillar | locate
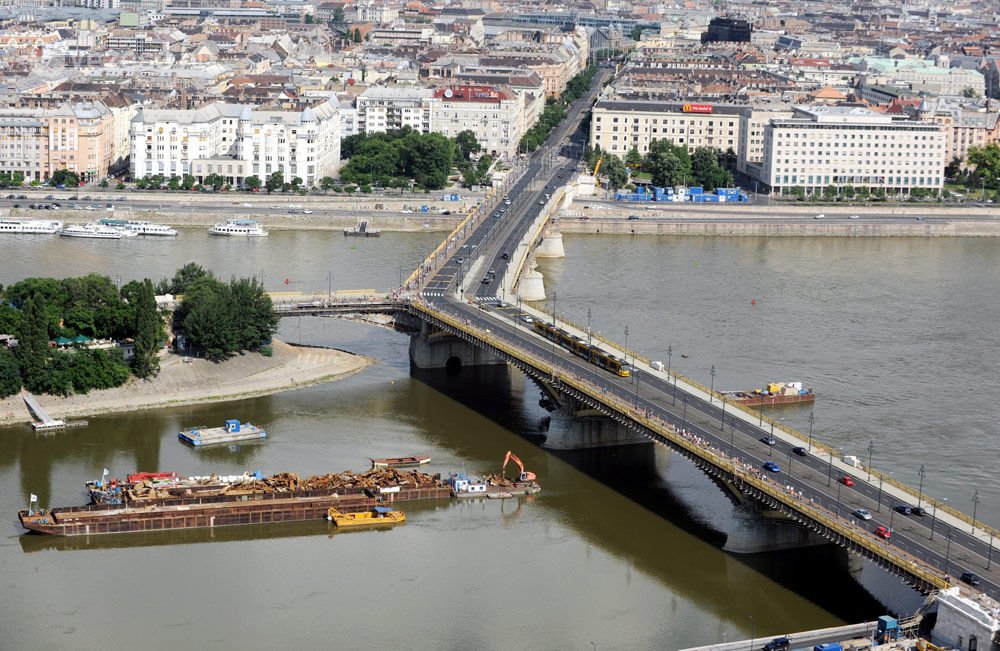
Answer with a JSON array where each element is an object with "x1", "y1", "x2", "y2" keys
[
  {"x1": 408, "y1": 322, "x2": 504, "y2": 372},
  {"x1": 723, "y1": 502, "x2": 829, "y2": 554},
  {"x1": 534, "y1": 223, "x2": 565, "y2": 258},
  {"x1": 542, "y1": 394, "x2": 650, "y2": 450},
  {"x1": 517, "y1": 257, "x2": 546, "y2": 302}
]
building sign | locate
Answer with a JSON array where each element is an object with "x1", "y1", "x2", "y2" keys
[{"x1": 682, "y1": 104, "x2": 713, "y2": 114}]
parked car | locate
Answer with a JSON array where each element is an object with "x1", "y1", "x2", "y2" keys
[
  {"x1": 480, "y1": 277, "x2": 491, "y2": 285},
  {"x1": 852, "y1": 509, "x2": 873, "y2": 521},
  {"x1": 838, "y1": 476, "x2": 855, "y2": 487},
  {"x1": 627, "y1": 215, "x2": 641, "y2": 221},
  {"x1": 814, "y1": 213, "x2": 825, "y2": 219},
  {"x1": 760, "y1": 436, "x2": 776, "y2": 446},
  {"x1": 763, "y1": 461, "x2": 781, "y2": 473},
  {"x1": 894, "y1": 505, "x2": 913, "y2": 515},
  {"x1": 875, "y1": 526, "x2": 891, "y2": 540},
  {"x1": 792, "y1": 447, "x2": 807, "y2": 456}
]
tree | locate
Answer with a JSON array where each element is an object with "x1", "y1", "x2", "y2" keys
[
  {"x1": 132, "y1": 279, "x2": 161, "y2": 379},
  {"x1": 319, "y1": 176, "x2": 336, "y2": 190},
  {"x1": 455, "y1": 130, "x2": 481, "y2": 161},
  {"x1": 16, "y1": 293, "x2": 51, "y2": 391},
  {"x1": 0, "y1": 348, "x2": 20, "y2": 398},
  {"x1": 204, "y1": 173, "x2": 225, "y2": 191},
  {"x1": 244, "y1": 175, "x2": 262, "y2": 191},
  {"x1": 304, "y1": 13, "x2": 314, "y2": 23},
  {"x1": 353, "y1": 28, "x2": 362, "y2": 43},
  {"x1": 168, "y1": 175, "x2": 181, "y2": 191},
  {"x1": 332, "y1": 6, "x2": 345, "y2": 22},
  {"x1": 822, "y1": 184, "x2": 838, "y2": 200},
  {"x1": 182, "y1": 174, "x2": 197, "y2": 190},
  {"x1": 603, "y1": 155, "x2": 629, "y2": 190},
  {"x1": 98, "y1": 179, "x2": 109, "y2": 189},
  {"x1": 157, "y1": 262, "x2": 211, "y2": 295},
  {"x1": 290, "y1": 176, "x2": 303, "y2": 190},
  {"x1": 625, "y1": 147, "x2": 643, "y2": 169},
  {"x1": 50, "y1": 168, "x2": 80, "y2": 187},
  {"x1": 962, "y1": 87, "x2": 979, "y2": 98},
  {"x1": 265, "y1": 171, "x2": 284, "y2": 193}
]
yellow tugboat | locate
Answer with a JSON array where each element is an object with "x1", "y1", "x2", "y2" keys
[{"x1": 327, "y1": 506, "x2": 405, "y2": 529}]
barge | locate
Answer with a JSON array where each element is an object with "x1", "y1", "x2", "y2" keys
[
  {"x1": 723, "y1": 382, "x2": 815, "y2": 407},
  {"x1": 179, "y1": 419, "x2": 267, "y2": 447},
  {"x1": 21, "y1": 468, "x2": 450, "y2": 536},
  {"x1": 369, "y1": 455, "x2": 431, "y2": 469}
]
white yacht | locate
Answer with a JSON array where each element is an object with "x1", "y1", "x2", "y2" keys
[
  {"x1": 58, "y1": 223, "x2": 125, "y2": 239},
  {"x1": 0, "y1": 218, "x2": 63, "y2": 234},
  {"x1": 98, "y1": 218, "x2": 177, "y2": 237},
  {"x1": 208, "y1": 219, "x2": 268, "y2": 237}
]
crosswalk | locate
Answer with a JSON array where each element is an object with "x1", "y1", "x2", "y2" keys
[{"x1": 422, "y1": 291, "x2": 447, "y2": 298}]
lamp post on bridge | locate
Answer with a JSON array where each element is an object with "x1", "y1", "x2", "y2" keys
[
  {"x1": 551, "y1": 290, "x2": 557, "y2": 327},
  {"x1": 836, "y1": 478, "x2": 842, "y2": 516},
  {"x1": 867, "y1": 439, "x2": 874, "y2": 481},
  {"x1": 768, "y1": 421, "x2": 774, "y2": 456},
  {"x1": 917, "y1": 464, "x2": 925, "y2": 509},
  {"x1": 931, "y1": 497, "x2": 946, "y2": 541},
  {"x1": 877, "y1": 471, "x2": 886, "y2": 513},
  {"x1": 720, "y1": 397, "x2": 726, "y2": 431},
  {"x1": 945, "y1": 531, "x2": 954, "y2": 576},
  {"x1": 682, "y1": 395, "x2": 688, "y2": 431},
  {"x1": 807, "y1": 411, "x2": 815, "y2": 452},
  {"x1": 624, "y1": 325, "x2": 629, "y2": 372},
  {"x1": 587, "y1": 307, "x2": 592, "y2": 348},
  {"x1": 827, "y1": 446, "x2": 837, "y2": 487},
  {"x1": 747, "y1": 615, "x2": 754, "y2": 651},
  {"x1": 667, "y1": 344, "x2": 672, "y2": 381},
  {"x1": 972, "y1": 490, "x2": 980, "y2": 534},
  {"x1": 709, "y1": 365, "x2": 715, "y2": 403},
  {"x1": 327, "y1": 271, "x2": 334, "y2": 303}
]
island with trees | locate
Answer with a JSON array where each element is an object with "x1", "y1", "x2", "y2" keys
[{"x1": 0, "y1": 264, "x2": 278, "y2": 399}]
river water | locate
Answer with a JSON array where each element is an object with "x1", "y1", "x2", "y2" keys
[{"x1": 1, "y1": 229, "x2": 996, "y2": 649}]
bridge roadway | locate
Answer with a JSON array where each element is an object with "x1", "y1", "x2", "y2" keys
[{"x1": 276, "y1": 70, "x2": 1000, "y2": 603}]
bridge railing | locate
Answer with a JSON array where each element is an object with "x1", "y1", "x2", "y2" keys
[
  {"x1": 411, "y1": 301, "x2": 952, "y2": 588},
  {"x1": 509, "y1": 186, "x2": 568, "y2": 292}
]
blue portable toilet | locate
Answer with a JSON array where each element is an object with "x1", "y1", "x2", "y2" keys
[
  {"x1": 225, "y1": 419, "x2": 241, "y2": 433},
  {"x1": 451, "y1": 194, "x2": 459, "y2": 201},
  {"x1": 876, "y1": 616, "x2": 899, "y2": 642}
]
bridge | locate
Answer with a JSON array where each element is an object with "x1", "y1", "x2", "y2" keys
[{"x1": 264, "y1": 70, "x2": 1000, "y2": 642}]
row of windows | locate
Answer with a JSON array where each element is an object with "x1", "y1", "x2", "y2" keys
[
  {"x1": 776, "y1": 175, "x2": 941, "y2": 186},
  {"x1": 597, "y1": 115, "x2": 737, "y2": 128}
]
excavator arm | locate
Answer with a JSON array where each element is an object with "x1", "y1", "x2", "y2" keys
[{"x1": 502, "y1": 450, "x2": 537, "y2": 482}]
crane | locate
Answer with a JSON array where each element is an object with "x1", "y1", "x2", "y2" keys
[
  {"x1": 502, "y1": 450, "x2": 536, "y2": 482},
  {"x1": 592, "y1": 154, "x2": 605, "y2": 188}
]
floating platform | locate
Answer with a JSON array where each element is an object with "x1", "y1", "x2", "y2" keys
[
  {"x1": 32, "y1": 420, "x2": 88, "y2": 431},
  {"x1": 370, "y1": 455, "x2": 431, "y2": 469},
  {"x1": 344, "y1": 219, "x2": 380, "y2": 237},
  {"x1": 327, "y1": 506, "x2": 405, "y2": 528},
  {"x1": 179, "y1": 419, "x2": 266, "y2": 447}
]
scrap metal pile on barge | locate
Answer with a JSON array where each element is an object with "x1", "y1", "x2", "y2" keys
[
  {"x1": 722, "y1": 382, "x2": 815, "y2": 407},
  {"x1": 20, "y1": 467, "x2": 450, "y2": 536}
]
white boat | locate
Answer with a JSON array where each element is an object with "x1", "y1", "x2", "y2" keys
[
  {"x1": 58, "y1": 223, "x2": 124, "y2": 239},
  {"x1": 99, "y1": 218, "x2": 177, "y2": 237},
  {"x1": 0, "y1": 218, "x2": 63, "y2": 234},
  {"x1": 208, "y1": 219, "x2": 268, "y2": 237}
]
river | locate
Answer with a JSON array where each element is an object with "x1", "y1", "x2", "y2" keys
[{"x1": 1, "y1": 229, "x2": 995, "y2": 649}]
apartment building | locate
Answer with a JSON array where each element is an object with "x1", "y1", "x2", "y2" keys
[
  {"x1": 760, "y1": 106, "x2": 946, "y2": 195},
  {"x1": 355, "y1": 87, "x2": 433, "y2": 134},
  {"x1": 430, "y1": 85, "x2": 524, "y2": 158},
  {"x1": 130, "y1": 101, "x2": 341, "y2": 187},
  {"x1": 590, "y1": 100, "x2": 744, "y2": 158},
  {"x1": 0, "y1": 102, "x2": 117, "y2": 183},
  {"x1": 857, "y1": 56, "x2": 986, "y2": 98},
  {"x1": 917, "y1": 98, "x2": 1000, "y2": 165}
]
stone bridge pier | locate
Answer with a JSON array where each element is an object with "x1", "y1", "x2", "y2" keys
[
  {"x1": 538, "y1": 390, "x2": 650, "y2": 450},
  {"x1": 723, "y1": 501, "x2": 829, "y2": 554},
  {"x1": 408, "y1": 319, "x2": 505, "y2": 372}
]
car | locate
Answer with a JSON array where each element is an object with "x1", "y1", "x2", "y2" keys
[
  {"x1": 441, "y1": 210, "x2": 451, "y2": 215},
  {"x1": 488, "y1": 269, "x2": 495, "y2": 276},
  {"x1": 792, "y1": 446, "x2": 807, "y2": 457},
  {"x1": 916, "y1": 216, "x2": 924, "y2": 220},
  {"x1": 116, "y1": 197, "x2": 127, "y2": 202},
  {"x1": 763, "y1": 637, "x2": 791, "y2": 651},
  {"x1": 849, "y1": 214, "x2": 860, "y2": 219},
  {"x1": 400, "y1": 208, "x2": 414, "y2": 214},
  {"x1": 760, "y1": 436, "x2": 776, "y2": 445},
  {"x1": 84, "y1": 205, "x2": 96, "y2": 211},
  {"x1": 480, "y1": 277, "x2": 491, "y2": 284},
  {"x1": 28, "y1": 204, "x2": 37, "y2": 209},
  {"x1": 5, "y1": 194, "x2": 13, "y2": 199},
  {"x1": 852, "y1": 508, "x2": 873, "y2": 521},
  {"x1": 838, "y1": 476, "x2": 855, "y2": 487},
  {"x1": 627, "y1": 215, "x2": 641, "y2": 221},
  {"x1": 875, "y1": 526, "x2": 891, "y2": 540},
  {"x1": 911, "y1": 506, "x2": 927, "y2": 517},
  {"x1": 501, "y1": 252, "x2": 510, "y2": 260},
  {"x1": 960, "y1": 572, "x2": 982, "y2": 586},
  {"x1": 538, "y1": 200, "x2": 545, "y2": 205},
  {"x1": 763, "y1": 461, "x2": 780, "y2": 473},
  {"x1": 814, "y1": 213, "x2": 825, "y2": 219},
  {"x1": 70, "y1": 204, "x2": 80, "y2": 209},
  {"x1": 16, "y1": 194, "x2": 26, "y2": 199},
  {"x1": 504, "y1": 200, "x2": 511, "y2": 205},
  {"x1": 894, "y1": 505, "x2": 913, "y2": 515},
  {"x1": 519, "y1": 315, "x2": 533, "y2": 323},
  {"x1": 455, "y1": 257, "x2": 464, "y2": 265},
  {"x1": 44, "y1": 194, "x2": 54, "y2": 199},
  {"x1": 302, "y1": 209, "x2": 313, "y2": 214},
  {"x1": 82, "y1": 195, "x2": 92, "y2": 200},
  {"x1": 493, "y1": 212, "x2": 501, "y2": 218},
  {"x1": 12, "y1": 203, "x2": 20, "y2": 208}
]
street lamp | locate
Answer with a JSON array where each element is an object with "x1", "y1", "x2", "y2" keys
[
  {"x1": 917, "y1": 464, "x2": 925, "y2": 509},
  {"x1": 551, "y1": 290, "x2": 557, "y2": 327},
  {"x1": 836, "y1": 479, "x2": 842, "y2": 516},
  {"x1": 720, "y1": 398, "x2": 726, "y2": 431},
  {"x1": 807, "y1": 411, "x2": 815, "y2": 451},
  {"x1": 867, "y1": 440, "x2": 874, "y2": 481},
  {"x1": 667, "y1": 344, "x2": 672, "y2": 381},
  {"x1": 682, "y1": 395, "x2": 688, "y2": 430},
  {"x1": 827, "y1": 447, "x2": 838, "y2": 487},
  {"x1": 972, "y1": 490, "x2": 980, "y2": 534},
  {"x1": 624, "y1": 325, "x2": 629, "y2": 368},
  {"x1": 877, "y1": 472, "x2": 886, "y2": 513},
  {"x1": 709, "y1": 365, "x2": 716, "y2": 403},
  {"x1": 587, "y1": 307, "x2": 593, "y2": 348},
  {"x1": 748, "y1": 615, "x2": 755, "y2": 651},
  {"x1": 945, "y1": 531, "x2": 954, "y2": 576},
  {"x1": 931, "y1": 497, "x2": 946, "y2": 541}
]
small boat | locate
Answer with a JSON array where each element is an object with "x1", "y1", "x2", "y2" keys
[
  {"x1": 179, "y1": 419, "x2": 266, "y2": 447},
  {"x1": 369, "y1": 455, "x2": 431, "y2": 469},
  {"x1": 327, "y1": 506, "x2": 405, "y2": 528},
  {"x1": 208, "y1": 219, "x2": 268, "y2": 237},
  {"x1": 487, "y1": 492, "x2": 514, "y2": 500},
  {"x1": 722, "y1": 382, "x2": 815, "y2": 408}
]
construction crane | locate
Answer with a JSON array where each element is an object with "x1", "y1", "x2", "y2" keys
[
  {"x1": 592, "y1": 154, "x2": 605, "y2": 188},
  {"x1": 502, "y1": 450, "x2": 537, "y2": 482}
]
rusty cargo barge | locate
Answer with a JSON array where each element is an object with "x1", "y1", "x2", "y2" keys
[{"x1": 18, "y1": 469, "x2": 451, "y2": 537}]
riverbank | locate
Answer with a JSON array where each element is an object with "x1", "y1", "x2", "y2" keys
[{"x1": 0, "y1": 340, "x2": 372, "y2": 427}]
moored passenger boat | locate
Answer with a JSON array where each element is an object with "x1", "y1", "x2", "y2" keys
[
  {"x1": 208, "y1": 219, "x2": 268, "y2": 237},
  {"x1": 98, "y1": 218, "x2": 177, "y2": 236},
  {"x1": 58, "y1": 223, "x2": 126, "y2": 239},
  {"x1": 0, "y1": 218, "x2": 63, "y2": 234}
]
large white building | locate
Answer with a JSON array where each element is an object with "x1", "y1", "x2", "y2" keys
[
  {"x1": 130, "y1": 101, "x2": 341, "y2": 187},
  {"x1": 355, "y1": 87, "x2": 433, "y2": 134},
  {"x1": 760, "y1": 106, "x2": 946, "y2": 195},
  {"x1": 590, "y1": 100, "x2": 744, "y2": 158}
]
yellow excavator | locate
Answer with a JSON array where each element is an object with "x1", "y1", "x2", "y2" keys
[{"x1": 502, "y1": 450, "x2": 537, "y2": 482}]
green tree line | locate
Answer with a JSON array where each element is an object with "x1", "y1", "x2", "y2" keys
[
  {"x1": 339, "y1": 127, "x2": 459, "y2": 190},
  {"x1": 519, "y1": 66, "x2": 598, "y2": 154}
]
